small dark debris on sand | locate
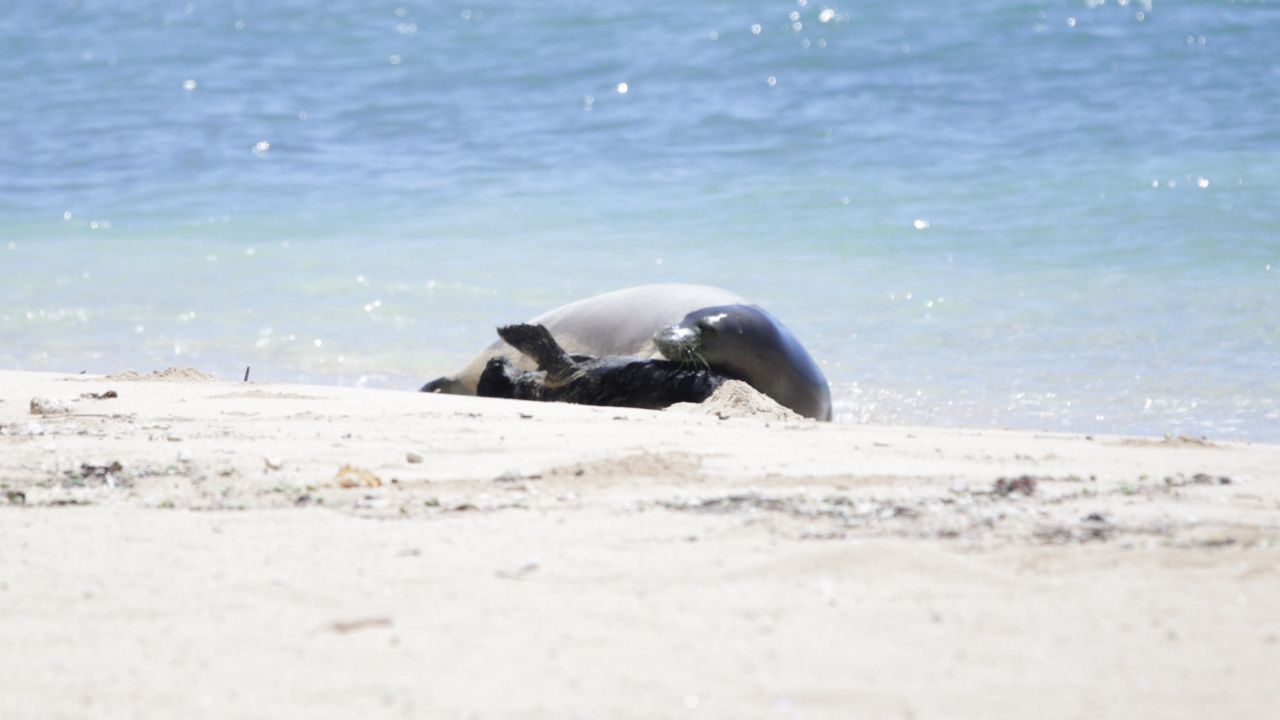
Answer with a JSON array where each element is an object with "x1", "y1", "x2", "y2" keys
[
  {"x1": 992, "y1": 476, "x2": 1038, "y2": 497},
  {"x1": 1032, "y1": 513, "x2": 1116, "y2": 544},
  {"x1": 327, "y1": 617, "x2": 393, "y2": 635},
  {"x1": 65, "y1": 461, "x2": 127, "y2": 489},
  {"x1": 1164, "y1": 473, "x2": 1232, "y2": 487}
]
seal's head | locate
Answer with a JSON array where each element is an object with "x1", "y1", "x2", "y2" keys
[{"x1": 654, "y1": 304, "x2": 832, "y2": 421}]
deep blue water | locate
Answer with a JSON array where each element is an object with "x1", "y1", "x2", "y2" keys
[{"x1": 2, "y1": 0, "x2": 1278, "y2": 440}]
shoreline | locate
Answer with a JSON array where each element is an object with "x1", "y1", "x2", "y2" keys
[{"x1": 3, "y1": 368, "x2": 1278, "y2": 718}]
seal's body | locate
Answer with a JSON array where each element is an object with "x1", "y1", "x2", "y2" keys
[{"x1": 423, "y1": 284, "x2": 832, "y2": 421}]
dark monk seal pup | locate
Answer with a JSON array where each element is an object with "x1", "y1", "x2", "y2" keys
[
  {"x1": 422, "y1": 284, "x2": 832, "y2": 421},
  {"x1": 477, "y1": 324, "x2": 727, "y2": 410}
]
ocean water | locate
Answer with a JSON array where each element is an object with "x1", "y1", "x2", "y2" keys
[{"x1": 2, "y1": 0, "x2": 1278, "y2": 440}]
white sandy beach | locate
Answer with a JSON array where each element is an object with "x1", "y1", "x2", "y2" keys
[{"x1": 2, "y1": 368, "x2": 1278, "y2": 719}]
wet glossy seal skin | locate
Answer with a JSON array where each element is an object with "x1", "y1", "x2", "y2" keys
[
  {"x1": 476, "y1": 323, "x2": 727, "y2": 410},
  {"x1": 653, "y1": 304, "x2": 832, "y2": 421},
  {"x1": 422, "y1": 284, "x2": 832, "y2": 421}
]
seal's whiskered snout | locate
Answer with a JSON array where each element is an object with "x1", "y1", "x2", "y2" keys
[
  {"x1": 654, "y1": 323, "x2": 698, "y2": 345},
  {"x1": 654, "y1": 324, "x2": 703, "y2": 366}
]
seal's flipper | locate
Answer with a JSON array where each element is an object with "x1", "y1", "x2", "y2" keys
[
  {"x1": 421, "y1": 375, "x2": 474, "y2": 394},
  {"x1": 496, "y1": 324, "x2": 578, "y2": 382},
  {"x1": 420, "y1": 376, "x2": 450, "y2": 393}
]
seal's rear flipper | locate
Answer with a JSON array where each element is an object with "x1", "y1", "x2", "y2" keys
[
  {"x1": 420, "y1": 375, "x2": 468, "y2": 394},
  {"x1": 496, "y1": 324, "x2": 577, "y2": 380}
]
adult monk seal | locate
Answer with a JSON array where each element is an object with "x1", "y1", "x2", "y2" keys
[{"x1": 421, "y1": 283, "x2": 832, "y2": 421}]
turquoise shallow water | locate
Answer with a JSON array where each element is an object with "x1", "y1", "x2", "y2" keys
[{"x1": 2, "y1": 1, "x2": 1278, "y2": 439}]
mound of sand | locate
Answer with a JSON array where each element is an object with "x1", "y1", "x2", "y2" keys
[
  {"x1": 104, "y1": 367, "x2": 217, "y2": 382},
  {"x1": 666, "y1": 379, "x2": 804, "y2": 422}
]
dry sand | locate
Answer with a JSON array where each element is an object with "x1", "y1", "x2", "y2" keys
[{"x1": 2, "y1": 368, "x2": 1278, "y2": 719}]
